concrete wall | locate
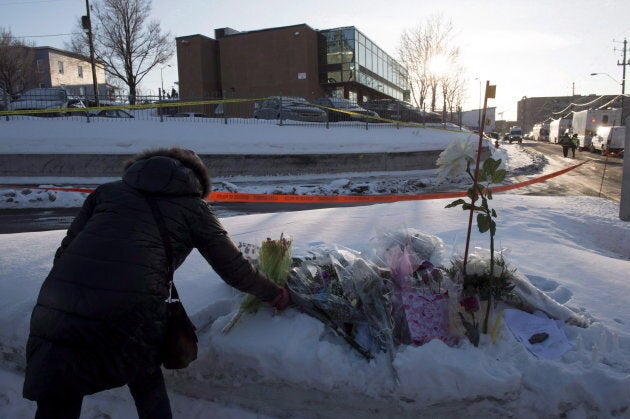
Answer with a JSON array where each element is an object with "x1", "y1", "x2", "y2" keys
[{"x1": 0, "y1": 150, "x2": 483, "y2": 179}]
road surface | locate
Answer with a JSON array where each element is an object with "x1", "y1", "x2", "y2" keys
[{"x1": 517, "y1": 140, "x2": 623, "y2": 203}]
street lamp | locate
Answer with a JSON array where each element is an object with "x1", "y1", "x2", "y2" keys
[
  {"x1": 160, "y1": 64, "x2": 172, "y2": 99},
  {"x1": 590, "y1": 72, "x2": 623, "y2": 91},
  {"x1": 591, "y1": 72, "x2": 625, "y2": 126}
]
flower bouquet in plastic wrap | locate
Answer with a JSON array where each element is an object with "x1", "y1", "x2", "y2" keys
[
  {"x1": 369, "y1": 229, "x2": 460, "y2": 348},
  {"x1": 444, "y1": 248, "x2": 518, "y2": 346},
  {"x1": 222, "y1": 234, "x2": 292, "y2": 333}
]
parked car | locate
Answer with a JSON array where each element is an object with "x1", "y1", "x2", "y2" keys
[
  {"x1": 253, "y1": 96, "x2": 327, "y2": 122},
  {"x1": 361, "y1": 99, "x2": 441, "y2": 123},
  {"x1": 7, "y1": 88, "x2": 85, "y2": 116},
  {"x1": 311, "y1": 97, "x2": 378, "y2": 122},
  {"x1": 170, "y1": 112, "x2": 209, "y2": 118},
  {"x1": 91, "y1": 109, "x2": 134, "y2": 118}
]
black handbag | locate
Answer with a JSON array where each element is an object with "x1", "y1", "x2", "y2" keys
[
  {"x1": 162, "y1": 282, "x2": 198, "y2": 369},
  {"x1": 144, "y1": 194, "x2": 198, "y2": 369}
]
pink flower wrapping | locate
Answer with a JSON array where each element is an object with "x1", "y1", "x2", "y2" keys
[{"x1": 401, "y1": 289, "x2": 457, "y2": 346}]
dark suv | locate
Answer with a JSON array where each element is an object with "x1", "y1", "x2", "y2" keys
[
  {"x1": 361, "y1": 99, "x2": 441, "y2": 123},
  {"x1": 507, "y1": 127, "x2": 523, "y2": 144}
]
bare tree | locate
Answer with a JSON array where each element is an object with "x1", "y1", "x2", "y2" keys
[
  {"x1": 397, "y1": 15, "x2": 463, "y2": 113},
  {"x1": 0, "y1": 28, "x2": 37, "y2": 97},
  {"x1": 398, "y1": 27, "x2": 429, "y2": 110},
  {"x1": 67, "y1": 0, "x2": 173, "y2": 103},
  {"x1": 443, "y1": 65, "x2": 466, "y2": 121}
]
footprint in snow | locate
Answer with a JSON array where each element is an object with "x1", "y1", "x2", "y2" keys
[{"x1": 527, "y1": 275, "x2": 559, "y2": 292}]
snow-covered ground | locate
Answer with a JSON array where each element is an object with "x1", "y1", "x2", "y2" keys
[
  {"x1": 0, "y1": 117, "x2": 544, "y2": 209},
  {"x1": 0, "y1": 118, "x2": 628, "y2": 418}
]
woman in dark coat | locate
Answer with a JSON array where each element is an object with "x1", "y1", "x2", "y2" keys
[{"x1": 23, "y1": 147, "x2": 290, "y2": 418}]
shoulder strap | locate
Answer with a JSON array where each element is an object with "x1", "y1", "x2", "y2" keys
[{"x1": 143, "y1": 194, "x2": 180, "y2": 300}]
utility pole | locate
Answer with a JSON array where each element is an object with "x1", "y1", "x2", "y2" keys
[
  {"x1": 618, "y1": 38, "x2": 630, "y2": 221},
  {"x1": 616, "y1": 38, "x2": 627, "y2": 125},
  {"x1": 83, "y1": 0, "x2": 99, "y2": 107}
]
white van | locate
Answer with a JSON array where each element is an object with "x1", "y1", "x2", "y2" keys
[
  {"x1": 7, "y1": 87, "x2": 85, "y2": 116},
  {"x1": 591, "y1": 126, "x2": 625, "y2": 154}
]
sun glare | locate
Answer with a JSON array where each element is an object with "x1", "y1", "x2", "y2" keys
[{"x1": 428, "y1": 54, "x2": 450, "y2": 76}]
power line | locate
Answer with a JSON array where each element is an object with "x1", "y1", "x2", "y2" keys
[
  {"x1": 5, "y1": 33, "x2": 81, "y2": 39},
  {"x1": 0, "y1": 0, "x2": 66, "y2": 5}
]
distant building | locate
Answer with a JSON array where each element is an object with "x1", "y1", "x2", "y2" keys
[
  {"x1": 30, "y1": 46, "x2": 111, "y2": 99},
  {"x1": 176, "y1": 24, "x2": 409, "y2": 103}
]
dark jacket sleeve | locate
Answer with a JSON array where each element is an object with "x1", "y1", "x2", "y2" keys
[
  {"x1": 191, "y1": 201, "x2": 281, "y2": 303},
  {"x1": 54, "y1": 191, "x2": 97, "y2": 262}
]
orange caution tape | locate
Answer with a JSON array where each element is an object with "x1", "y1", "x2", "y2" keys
[
  {"x1": 205, "y1": 160, "x2": 587, "y2": 203},
  {"x1": 0, "y1": 161, "x2": 587, "y2": 204},
  {"x1": 206, "y1": 190, "x2": 465, "y2": 203},
  {"x1": 491, "y1": 160, "x2": 587, "y2": 193}
]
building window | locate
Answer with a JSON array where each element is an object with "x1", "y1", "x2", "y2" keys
[
  {"x1": 319, "y1": 27, "x2": 408, "y2": 101},
  {"x1": 77, "y1": 65, "x2": 83, "y2": 78},
  {"x1": 58, "y1": 61, "x2": 64, "y2": 74},
  {"x1": 36, "y1": 59, "x2": 43, "y2": 73},
  {"x1": 39, "y1": 83, "x2": 46, "y2": 88}
]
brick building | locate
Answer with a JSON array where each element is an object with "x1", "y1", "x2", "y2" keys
[{"x1": 176, "y1": 24, "x2": 408, "y2": 104}]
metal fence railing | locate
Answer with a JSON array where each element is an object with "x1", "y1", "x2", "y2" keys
[{"x1": 0, "y1": 92, "x2": 468, "y2": 131}]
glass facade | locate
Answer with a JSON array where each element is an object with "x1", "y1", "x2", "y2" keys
[{"x1": 319, "y1": 27, "x2": 408, "y2": 101}]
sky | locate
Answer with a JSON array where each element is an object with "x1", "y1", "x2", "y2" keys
[
  {"x1": 2, "y1": 0, "x2": 630, "y2": 120},
  {"x1": 0, "y1": 117, "x2": 629, "y2": 417}
]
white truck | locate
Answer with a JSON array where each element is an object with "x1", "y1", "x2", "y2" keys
[
  {"x1": 591, "y1": 126, "x2": 625, "y2": 155},
  {"x1": 571, "y1": 109, "x2": 621, "y2": 150},
  {"x1": 532, "y1": 123, "x2": 550, "y2": 142},
  {"x1": 549, "y1": 118, "x2": 572, "y2": 143}
]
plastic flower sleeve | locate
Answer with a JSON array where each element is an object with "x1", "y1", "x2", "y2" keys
[
  {"x1": 330, "y1": 251, "x2": 398, "y2": 381},
  {"x1": 288, "y1": 260, "x2": 362, "y2": 325},
  {"x1": 287, "y1": 258, "x2": 372, "y2": 359},
  {"x1": 369, "y1": 228, "x2": 445, "y2": 270},
  {"x1": 222, "y1": 235, "x2": 292, "y2": 334}
]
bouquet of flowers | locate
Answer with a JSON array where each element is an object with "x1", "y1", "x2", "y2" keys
[
  {"x1": 222, "y1": 234, "x2": 292, "y2": 334},
  {"x1": 445, "y1": 249, "x2": 518, "y2": 346},
  {"x1": 373, "y1": 230, "x2": 459, "y2": 348}
]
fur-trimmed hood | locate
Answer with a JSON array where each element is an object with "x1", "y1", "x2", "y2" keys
[{"x1": 122, "y1": 147, "x2": 211, "y2": 197}]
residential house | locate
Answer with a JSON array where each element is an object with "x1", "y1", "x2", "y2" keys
[{"x1": 31, "y1": 46, "x2": 111, "y2": 99}]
